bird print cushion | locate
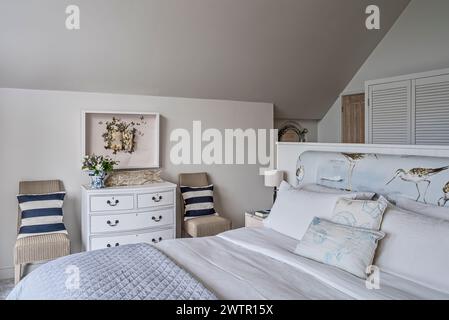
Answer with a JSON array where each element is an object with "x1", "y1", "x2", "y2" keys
[
  {"x1": 331, "y1": 196, "x2": 388, "y2": 230},
  {"x1": 295, "y1": 217, "x2": 385, "y2": 279}
]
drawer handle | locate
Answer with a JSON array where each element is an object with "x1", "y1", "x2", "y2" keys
[
  {"x1": 152, "y1": 215, "x2": 163, "y2": 222},
  {"x1": 107, "y1": 199, "x2": 120, "y2": 207},
  {"x1": 107, "y1": 243, "x2": 120, "y2": 248},
  {"x1": 152, "y1": 237, "x2": 163, "y2": 244},
  {"x1": 107, "y1": 220, "x2": 120, "y2": 227},
  {"x1": 152, "y1": 195, "x2": 163, "y2": 203}
]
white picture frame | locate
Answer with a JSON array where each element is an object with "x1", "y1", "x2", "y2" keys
[{"x1": 81, "y1": 110, "x2": 160, "y2": 169}]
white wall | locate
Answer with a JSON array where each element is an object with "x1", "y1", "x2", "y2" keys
[
  {"x1": 318, "y1": 0, "x2": 449, "y2": 143},
  {"x1": 0, "y1": 88, "x2": 273, "y2": 279}
]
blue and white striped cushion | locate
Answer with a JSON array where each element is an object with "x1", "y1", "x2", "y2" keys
[
  {"x1": 180, "y1": 185, "x2": 216, "y2": 220},
  {"x1": 17, "y1": 192, "x2": 67, "y2": 239}
]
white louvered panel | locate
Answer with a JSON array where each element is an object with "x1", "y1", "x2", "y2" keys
[
  {"x1": 368, "y1": 81, "x2": 411, "y2": 144},
  {"x1": 415, "y1": 74, "x2": 449, "y2": 145}
]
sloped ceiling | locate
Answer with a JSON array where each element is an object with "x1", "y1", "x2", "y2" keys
[{"x1": 0, "y1": 0, "x2": 410, "y2": 119}]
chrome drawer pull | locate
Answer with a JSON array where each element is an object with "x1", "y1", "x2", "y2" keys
[
  {"x1": 107, "y1": 199, "x2": 120, "y2": 206},
  {"x1": 152, "y1": 237, "x2": 163, "y2": 244},
  {"x1": 152, "y1": 195, "x2": 163, "y2": 202},
  {"x1": 107, "y1": 220, "x2": 120, "y2": 227},
  {"x1": 152, "y1": 215, "x2": 163, "y2": 222}
]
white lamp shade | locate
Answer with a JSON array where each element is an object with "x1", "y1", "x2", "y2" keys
[{"x1": 264, "y1": 170, "x2": 283, "y2": 188}]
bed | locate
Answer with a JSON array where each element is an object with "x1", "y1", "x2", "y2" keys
[
  {"x1": 8, "y1": 226, "x2": 449, "y2": 300},
  {"x1": 8, "y1": 143, "x2": 449, "y2": 300}
]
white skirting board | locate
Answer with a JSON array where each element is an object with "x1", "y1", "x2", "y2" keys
[
  {"x1": 0, "y1": 266, "x2": 13, "y2": 281},
  {"x1": 0, "y1": 263, "x2": 44, "y2": 281}
]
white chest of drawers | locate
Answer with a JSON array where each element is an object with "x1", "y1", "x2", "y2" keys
[{"x1": 81, "y1": 182, "x2": 177, "y2": 251}]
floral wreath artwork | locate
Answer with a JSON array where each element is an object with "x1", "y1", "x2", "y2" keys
[{"x1": 99, "y1": 116, "x2": 147, "y2": 154}]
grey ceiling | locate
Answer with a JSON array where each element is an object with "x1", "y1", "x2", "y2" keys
[{"x1": 0, "y1": 0, "x2": 410, "y2": 119}]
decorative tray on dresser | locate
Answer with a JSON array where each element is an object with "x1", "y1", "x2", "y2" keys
[{"x1": 81, "y1": 182, "x2": 177, "y2": 251}]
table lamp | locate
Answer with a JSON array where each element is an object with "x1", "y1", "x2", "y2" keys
[{"x1": 264, "y1": 170, "x2": 284, "y2": 203}]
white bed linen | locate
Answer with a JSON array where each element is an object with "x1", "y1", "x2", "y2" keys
[
  {"x1": 157, "y1": 231, "x2": 350, "y2": 300},
  {"x1": 158, "y1": 227, "x2": 449, "y2": 300}
]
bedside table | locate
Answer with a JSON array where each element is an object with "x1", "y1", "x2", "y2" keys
[{"x1": 245, "y1": 212, "x2": 267, "y2": 228}]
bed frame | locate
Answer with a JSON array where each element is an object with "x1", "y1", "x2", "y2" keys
[{"x1": 276, "y1": 143, "x2": 449, "y2": 207}]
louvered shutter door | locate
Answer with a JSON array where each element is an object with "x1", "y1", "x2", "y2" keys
[
  {"x1": 415, "y1": 74, "x2": 449, "y2": 145},
  {"x1": 368, "y1": 80, "x2": 411, "y2": 144}
]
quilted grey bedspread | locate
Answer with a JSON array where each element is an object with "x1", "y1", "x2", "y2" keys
[{"x1": 7, "y1": 243, "x2": 216, "y2": 300}]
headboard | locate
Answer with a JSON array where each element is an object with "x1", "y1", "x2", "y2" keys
[{"x1": 277, "y1": 143, "x2": 449, "y2": 207}]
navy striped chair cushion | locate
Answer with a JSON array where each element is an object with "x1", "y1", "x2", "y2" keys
[
  {"x1": 17, "y1": 192, "x2": 67, "y2": 239},
  {"x1": 180, "y1": 185, "x2": 216, "y2": 220}
]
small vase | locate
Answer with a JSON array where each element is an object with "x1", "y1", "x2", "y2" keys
[{"x1": 89, "y1": 171, "x2": 106, "y2": 189}]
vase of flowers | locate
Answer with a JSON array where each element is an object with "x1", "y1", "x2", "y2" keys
[{"x1": 82, "y1": 155, "x2": 119, "y2": 189}]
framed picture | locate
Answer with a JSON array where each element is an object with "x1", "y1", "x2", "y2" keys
[{"x1": 82, "y1": 111, "x2": 160, "y2": 169}]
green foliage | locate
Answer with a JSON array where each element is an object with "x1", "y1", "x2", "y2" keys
[{"x1": 82, "y1": 154, "x2": 119, "y2": 175}]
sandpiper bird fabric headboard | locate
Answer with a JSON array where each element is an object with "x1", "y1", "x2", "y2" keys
[{"x1": 277, "y1": 143, "x2": 449, "y2": 207}]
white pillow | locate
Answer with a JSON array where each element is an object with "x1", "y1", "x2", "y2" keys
[
  {"x1": 375, "y1": 204, "x2": 449, "y2": 293},
  {"x1": 331, "y1": 196, "x2": 388, "y2": 230},
  {"x1": 394, "y1": 196, "x2": 449, "y2": 221},
  {"x1": 264, "y1": 181, "x2": 360, "y2": 240},
  {"x1": 301, "y1": 183, "x2": 375, "y2": 200},
  {"x1": 295, "y1": 217, "x2": 385, "y2": 278}
]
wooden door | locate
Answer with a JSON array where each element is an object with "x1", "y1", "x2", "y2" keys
[{"x1": 341, "y1": 93, "x2": 365, "y2": 143}]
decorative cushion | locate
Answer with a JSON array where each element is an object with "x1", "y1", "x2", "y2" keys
[
  {"x1": 264, "y1": 181, "x2": 361, "y2": 240},
  {"x1": 180, "y1": 185, "x2": 216, "y2": 220},
  {"x1": 295, "y1": 217, "x2": 385, "y2": 278},
  {"x1": 301, "y1": 183, "x2": 375, "y2": 200},
  {"x1": 331, "y1": 196, "x2": 388, "y2": 230},
  {"x1": 17, "y1": 192, "x2": 67, "y2": 239},
  {"x1": 184, "y1": 215, "x2": 231, "y2": 237},
  {"x1": 375, "y1": 204, "x2": 449, "y2": 293},
  {"x1": 393, "y1": 196, "x2": 449, "y2": 221}
]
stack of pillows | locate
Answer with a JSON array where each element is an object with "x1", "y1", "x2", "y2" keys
[{"x1": 264, "y1": 181, "x2": 449, "y2": 294}]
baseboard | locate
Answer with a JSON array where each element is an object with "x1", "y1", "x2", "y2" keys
[
  {"x1": 0, "y1": 266, "x2": 14, "y2": 280},
  {"x1": 0, "y1": 263, "x2": 44, "y2": 281}
]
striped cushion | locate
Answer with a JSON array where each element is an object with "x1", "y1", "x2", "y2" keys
[
  {"x1": 17, "y1": 192, "x2": 67, "y2": 239},
  {"x1": 180, "y1": 185, "x2": 216, "y2": 220}
]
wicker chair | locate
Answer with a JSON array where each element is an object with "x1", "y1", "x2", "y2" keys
[
  {"x1": 179, "y1": 173, "x2": 231, "y2": 237},
  {"x1": 14, "y1": 180, "x2": 70, "y2": 284}
]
